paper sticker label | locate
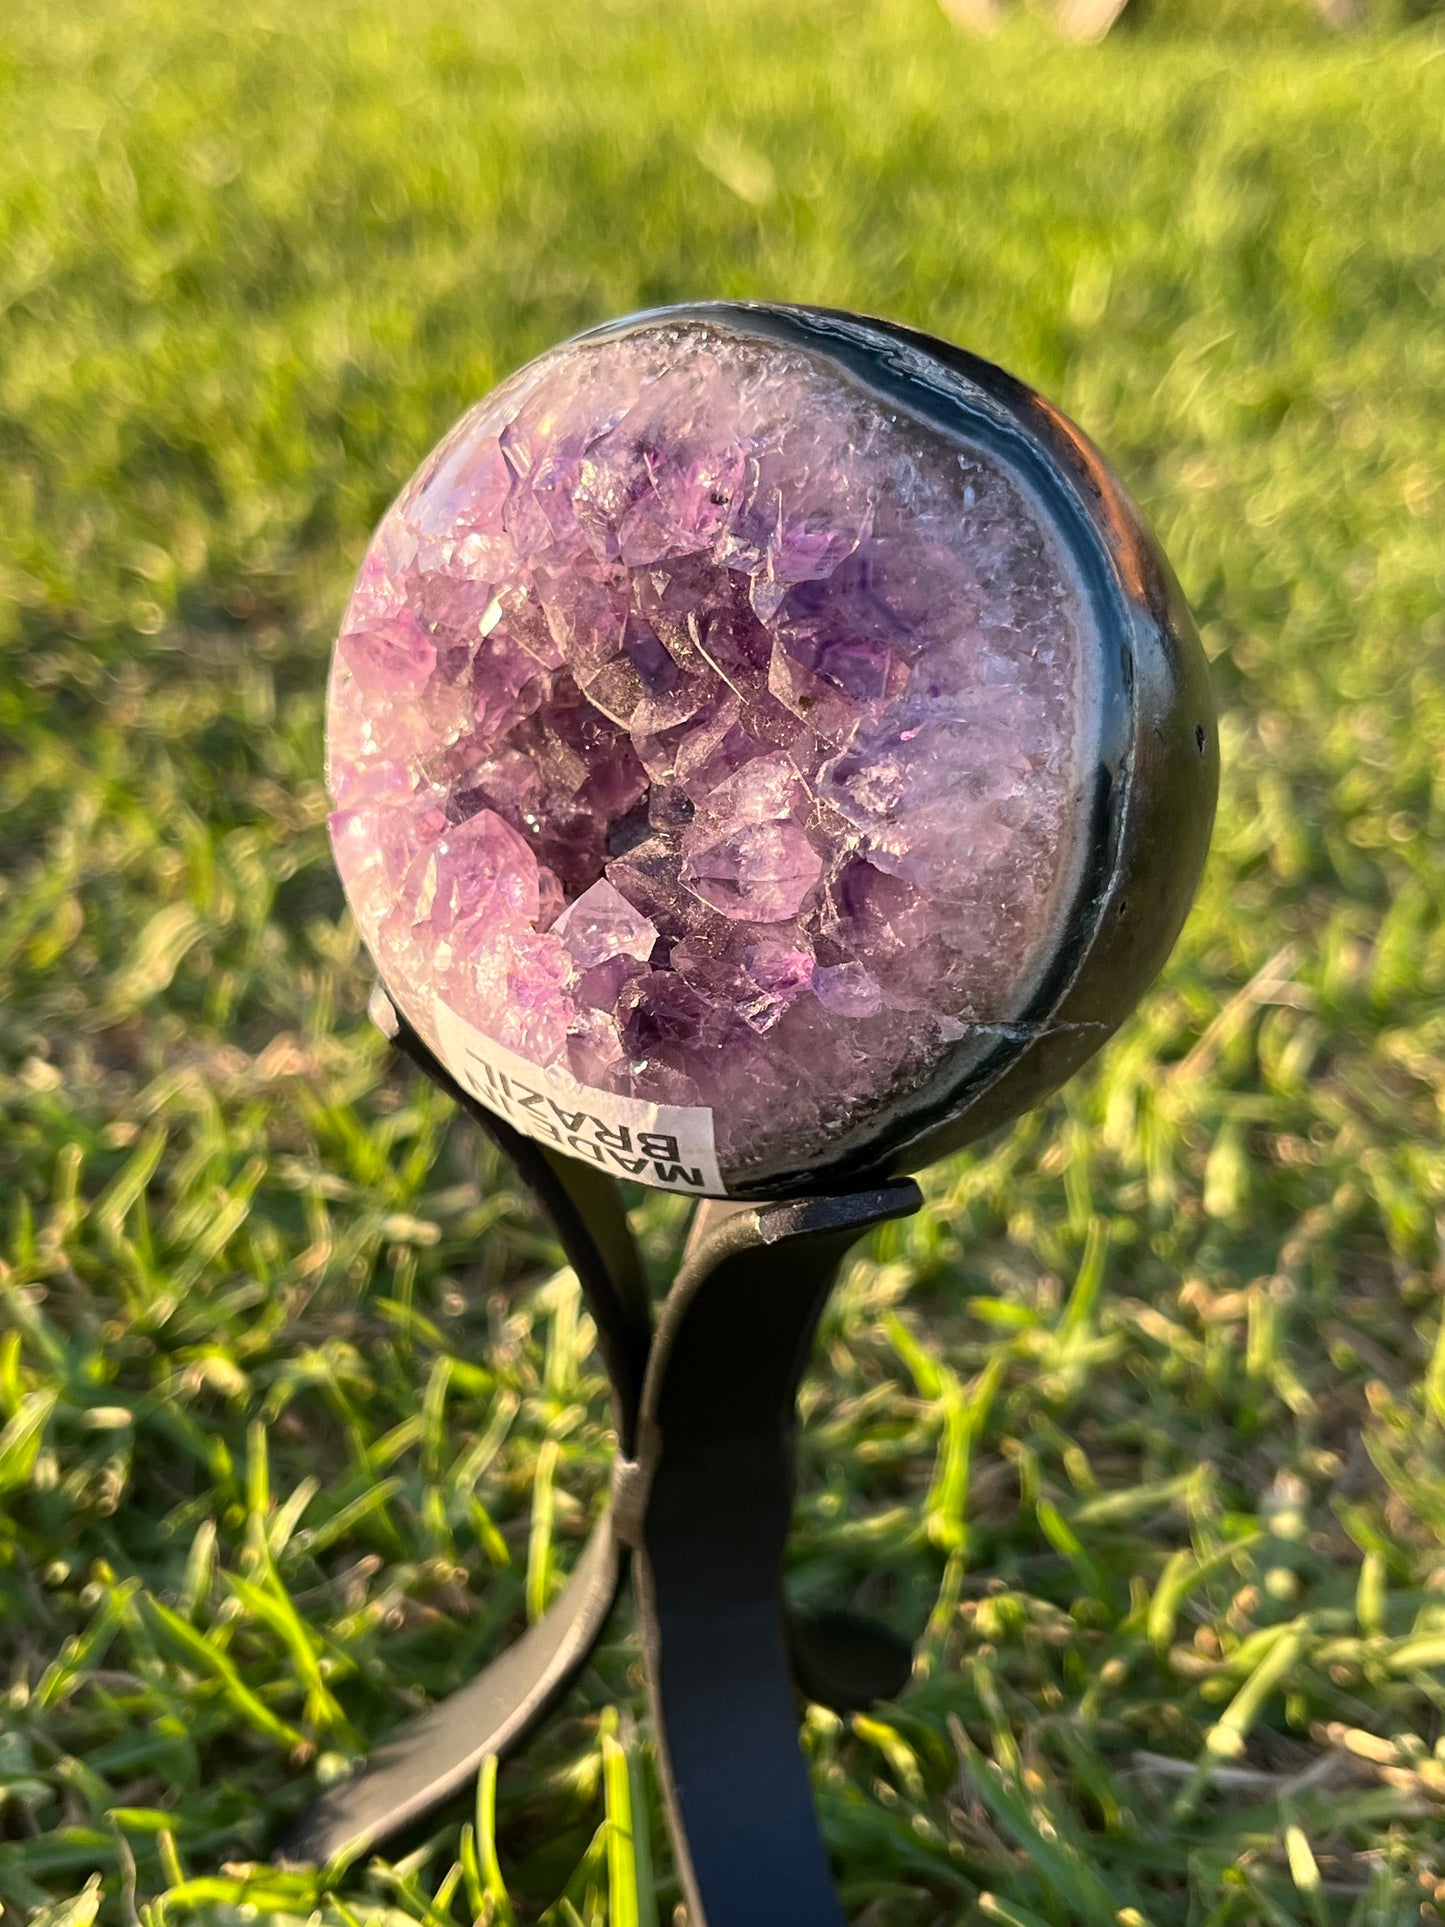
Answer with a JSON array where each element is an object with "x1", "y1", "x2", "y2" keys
[{"x1": 434, "y1": 998, "x2": 726, "y2": 1197}]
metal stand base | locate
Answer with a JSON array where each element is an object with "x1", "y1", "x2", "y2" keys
[{"x1": 282, "y1": 994, "x2": 921, "y2": 1926}]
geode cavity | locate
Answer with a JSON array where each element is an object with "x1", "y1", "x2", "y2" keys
[{"x1": 327, "y1": 313, "x2": 1102, "y2": 1190}]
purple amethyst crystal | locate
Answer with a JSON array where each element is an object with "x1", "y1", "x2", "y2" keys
[{"x1": 327, "y1": 318, "x2": 1101, "y2": 1191}]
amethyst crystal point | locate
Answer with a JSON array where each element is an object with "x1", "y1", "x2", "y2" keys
[{"x1": 327, "y1": 305, "x2": 1218, "y2": 1194}]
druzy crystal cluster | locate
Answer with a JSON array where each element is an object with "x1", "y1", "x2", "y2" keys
[{"x1": 327, "y1": 322, "x2": 1097, "y2": 1186}]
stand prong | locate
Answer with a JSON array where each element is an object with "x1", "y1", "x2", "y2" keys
[
  {"x1": 629, "y1": 1187, "x2": 919, "y2": 1927},
  {"x1": 279, "y1": 1519, "x2": 624, "y2": 1869}
]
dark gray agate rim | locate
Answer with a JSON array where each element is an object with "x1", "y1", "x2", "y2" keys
[{"x1": 566, "y1": 302, "x2": 1219, "y2": 1198}]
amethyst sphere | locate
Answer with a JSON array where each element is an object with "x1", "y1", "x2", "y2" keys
[{"x1": 327, "y1": 305, "x2": 1216, "y2": 1195}]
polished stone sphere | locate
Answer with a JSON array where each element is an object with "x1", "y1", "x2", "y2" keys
[{"x1": 327, "y1": 305, "x2": 1215, "y2": 1194}]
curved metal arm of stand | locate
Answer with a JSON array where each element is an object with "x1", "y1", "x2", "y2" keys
[
  {"x1": 371, "y1": 988, "x2": 653, "y2": 1452},
  {"x1": 282, "y1": 994, "x2": 923, "y2": 1925},
  {"x1": 628, "y1": 1188, "x2": 919, "y2": 1927},
  {"x1": 283, "y1": 1516, "x2": 624, "y2": 1867}
]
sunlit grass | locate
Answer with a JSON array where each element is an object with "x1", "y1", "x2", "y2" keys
[{"x1": 2, "y1": 0, "x2": 1445, "y2": 1921}]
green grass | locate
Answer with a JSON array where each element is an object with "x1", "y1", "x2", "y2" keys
[{"x1": 2, "y1": 0, "x2": 1445, "y2": 1921}]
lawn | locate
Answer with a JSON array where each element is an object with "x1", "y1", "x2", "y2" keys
[{"x1": 2, "y1": 0, "x2": 1445, "y2": 1921}]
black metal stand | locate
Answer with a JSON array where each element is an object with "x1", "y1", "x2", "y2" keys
[{"x1": 282, "y1": 992, "x2": 922, "y2": 1926}]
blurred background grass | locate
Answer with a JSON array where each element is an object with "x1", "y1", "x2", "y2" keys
[{"x1": 2, "y1": 0, "x2": 1445, "y2": 1922}]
